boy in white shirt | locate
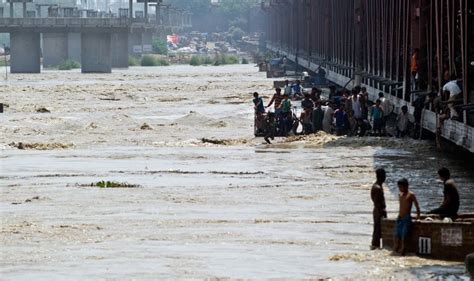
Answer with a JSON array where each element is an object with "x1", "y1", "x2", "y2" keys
[
  {"x1": 442, "y1": 79, "x2": 462, "y2": 119},
  {"x1": 396, "y1": 106, "x2": 414, "y2": 138}
]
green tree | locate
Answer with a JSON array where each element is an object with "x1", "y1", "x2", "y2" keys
[
  {"x1": 152, "y1": 38, "x2": 168, "y2": 55},
  {"x1": 229, "y1": 26, "x2": 245, "y2": 41}
]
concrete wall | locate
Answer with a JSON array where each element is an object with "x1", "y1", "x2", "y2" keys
[
  {"x1": 10, "y1": 32, "x2": 41, "y2": 73},
  {"x1": 42, "y1": 33, "x2": 68, "y2": 67},
  {"x1": 81, "y1": 33, "x2": 111, "y2": 73}
]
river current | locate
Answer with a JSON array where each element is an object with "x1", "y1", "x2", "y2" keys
[{"x1": 1, "y1": 65, "x2": 472, "y2": 280}]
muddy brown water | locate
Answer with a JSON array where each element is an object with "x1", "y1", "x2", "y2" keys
[{"x1": 1, "y1": 65, "x2": 473, "y2": 280}]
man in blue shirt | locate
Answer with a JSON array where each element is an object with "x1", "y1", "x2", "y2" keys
[
  {"x1": 291, "y1": 80, "x2": 304, "y2": 100},
  {"x1": 334, "y1": 106, "x2": 348, "y2": 136}
]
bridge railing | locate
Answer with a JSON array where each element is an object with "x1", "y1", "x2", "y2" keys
[
  {"x1": 0, "y1": 17, "x2": 131, "y2": 28},
  {"x1": 0, "y1": 17, "x2": 188, "y2": 30}
]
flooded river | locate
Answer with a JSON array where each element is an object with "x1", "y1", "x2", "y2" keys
[{"x1": 1, "y1": 65, "x2": 473, "y2": 280}]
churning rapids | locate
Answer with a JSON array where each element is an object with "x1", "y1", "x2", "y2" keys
[{"x1": 1, "y1": 65, "x2": 473, "y2": 280}]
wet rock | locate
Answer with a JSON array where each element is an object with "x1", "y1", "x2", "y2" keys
[
  {"x1": 36, "y1": 107, "x2": 50, "y2": 113},
  {"x1": 466, "y1": 253, "x2": 474, "y2": 277}
]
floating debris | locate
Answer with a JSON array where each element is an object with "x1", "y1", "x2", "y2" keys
[
  {"x1": 11, "y1": 196, "x2": 43, "y2": 205},
  {"x1": 284, "y1": 131, "x2": 433, "y2": 151},
  {"x1": 24, "y1": 196, "x2": 40, "y2": 203},
  {"x1": 200, "y1": 138, "x2": 249, "y2": 145},
  {"x1": 84, "y1": 181, "x2": 142, "y2": 189},
  {"x1": 140, "y1": 123, "x2": 153, "y2": 130},
  {"x1": 8, "y1": 142, "x2": 74, "y2": 150},
  {"x1": 36, "y1": 107, "x2": 51, "y2": 113},
  {"x1": 86, "y1": 122, "x2": 98, "y2": 129}
]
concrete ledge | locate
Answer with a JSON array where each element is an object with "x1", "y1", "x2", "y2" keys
[
  {"x1": 0, "y1": 18, "x2": 183, "y2": 33},
  {"x1": 381, "y1": 217, "x2": 474, "y2": 261}
]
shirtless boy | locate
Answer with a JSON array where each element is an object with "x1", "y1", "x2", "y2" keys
[{"x1": 394, "y1": 178, "x2": 420, "y2": 256}]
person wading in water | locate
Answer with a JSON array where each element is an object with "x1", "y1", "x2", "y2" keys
[
  {"x1": 394, "y1": 178, "x2": 420, "y2": 256},
  {"x1": 371, "y1": 168, "x2": 387, "y2": 250}
]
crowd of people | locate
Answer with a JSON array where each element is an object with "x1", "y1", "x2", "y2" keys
[
  {"x1": 411, "y1": 47, "x2": 465, "y2": 134},
  {"x1": 411, "y1": 74, "x2": 465, "y2": 136},
  {"x1": 253, "y1": 81, "x2": 415, "y2": 143},
  {"x1": 371, "y1": 167, "x2": 460, "y2": 256}
]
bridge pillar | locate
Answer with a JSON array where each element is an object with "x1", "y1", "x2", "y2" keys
[
  {"x1": 22, "y1": 1, "x2": 27, "y2": 18},
  {"x1": 129, "y1": 32, "x2": 142, "y2": 55},
  {"x1": 68, "y1": 33, "x2": 82, "y2": 62},
  {"x1": 142, "y1": 31, "x2": 153, "y2": 54},
  {"x1": 10, "y1": 32, "x2": 41, "y2": 73},
  {"x1": 111, "y1": 32, "x2": 129, "y2": 68},
  {"x1": 42, "y1": 33, "x2": 68, "y2": 68},
  {"x1": 81, "y1": 33, "x2": 112, "y2": 73}
]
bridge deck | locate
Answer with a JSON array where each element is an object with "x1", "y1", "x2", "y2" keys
[{"x1": 0, "y1": 18, "x2": 183, "y2": 33}]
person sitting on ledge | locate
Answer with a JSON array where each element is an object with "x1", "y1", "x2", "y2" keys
[
  {"x1": 427, "y1": 167, "x2": 460, "y2": 220},
  {"x1": 442, "y1": 76, "x2": 462, "y2": 120}
]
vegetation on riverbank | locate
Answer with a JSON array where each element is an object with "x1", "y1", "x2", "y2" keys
[
  {"x1": 128, "y1": 56, "x2": 140, "y2": 66},
  {"x1": 57, "y1": 59, "x2": 81, "y2": 70},
  {"x1": 129, "y1": 53, "x2": 245, "y2": 67},
  {"x1": 129, "y1": 55, "x2": 170, "y2": 67},
  {"x1": 152, "y1": 38, "x2": 168, "y2": 55},
  {"x1": 189, "y1": 54, "x2": 240, "y2": 66},
  {"x1": 140, "y1": 55, "x2": 170, "y2": 66}
]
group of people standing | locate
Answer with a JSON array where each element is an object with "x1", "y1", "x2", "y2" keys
[
  {"x1": 253, "y1": 83, "x2": 415, "y2": 142},
  {"x1": 371, "y1": 167, "x2": 460, "y2": 256}
]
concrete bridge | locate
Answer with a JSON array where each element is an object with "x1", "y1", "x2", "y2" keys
[{"x1": 0, "y1": 0, "x2": 191, "y2": 73}]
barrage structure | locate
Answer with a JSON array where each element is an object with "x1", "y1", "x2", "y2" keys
[
  {"x1": 263, "y1": 0, "x2": 473, "y2": 152},
  {"x1": 0, "y1": 0, "x2": 191, "y2": 73}
]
